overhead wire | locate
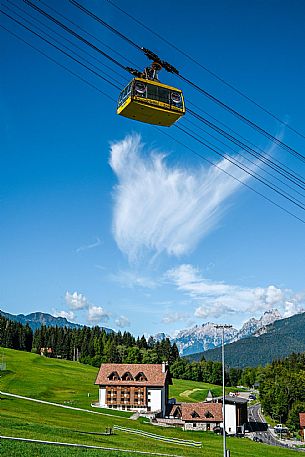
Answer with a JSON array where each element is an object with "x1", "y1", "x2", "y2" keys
[
  {"x1": 6, "y1": 0, "x2": 128, "y2": 82},
  {"x1": 187, "y1": 99, "x2": 305, "y2": 182},
  {"x1": 162, "y1": 127, "x2": 305, "y2": 225},
  {"x1": 23, "y1": 0, "x2": 132, "y2": 73},
  {"x1": 175, "y1": 123, "x2": 305, "y2": 212},
  {"x1": 179, "y1": 74, "x2": 305, "y2": 164},
  {"x1": 4, "y1": 2, "x2": 124, "y2": 87},
  {"x1": 181, "y1": 117, "x2": 305, "y2": 199},
  {"x1": 69, "y1": 0, "x2": 141, "y2": 52},
  {"x1": 0, "y1": 23, "x2": 117, "y2": 101},
  {"x1": 1, "y1": 1, "x2": 305, "y2": 223},
  {"x1": 105, "y1": 0, "x2": 305, "y2": 142},
  {"x1": 0, "y1": 8, "x2": 121, "y2": 90},
  {"x1": 67, "y1": 0, "x2": 305, "y2": 165},
  {"x1": 188, "y1": 108, "x2": 305, "y2": 190},
  {"x1": 39, "y1": 0, "x2": 138, "y2": 69}
]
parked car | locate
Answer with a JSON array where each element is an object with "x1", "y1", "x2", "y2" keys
[
  {"x1": 253, "y1": 436, "x2": 263, "y2": 442},
  {"x1": 274, "y1": 424, "x2": 289, "y2": 434}
]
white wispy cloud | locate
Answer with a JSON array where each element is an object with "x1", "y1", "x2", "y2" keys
[
  {"x1": 166, "y1": 264, "x2": 304, "y2": 320},
  {"x1": 87, "y1": 306, "x2": 110, "y2": 324},
  {"x1": 109, "y1": 270, "x2": 157, "y2": 289},
  {"x1": 54, "y1": 310, "x2": 75, "y2": 321},
  {"x1": 115, "y1": 315, "x2": 131, "y2": 328},
  {"x1": 109, "y1": 134, "x2": 251, "y2": 261},
  {"x1": 65, "y1": 291, "x2": 88, "y2": 310},
  {"x1": 76, "y1": 237, "x2": 102, "y2": 253}
]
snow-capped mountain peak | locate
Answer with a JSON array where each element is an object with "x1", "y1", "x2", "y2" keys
[{"x1": 171, "y1": 309, "x2": 282, "y2": 356}]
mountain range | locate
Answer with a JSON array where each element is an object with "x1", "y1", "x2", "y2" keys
[
  {"x1": 187, "y1": 311, "x2": 305, "y2": 368},
  {"x1": 0, "y1": 309, "x2": 112, "y2": 333},
  {"x1": 171, "y1": 309, "x2": 282, "y2": 356}
]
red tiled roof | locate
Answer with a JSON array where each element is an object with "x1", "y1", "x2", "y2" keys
[
  {"x1": 180, "y1": 402, "x2": 223, "y2": 422},
  {"x1": 299, "y1": 413, "x2": 305, "y2": 427},
  {"x1": 95, "y1": 363, "x2": 171, "y2": 386}
]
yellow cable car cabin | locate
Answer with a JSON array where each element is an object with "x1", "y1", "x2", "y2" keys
[{"x1": 117, "y1": 77, "x2": 185, "y2": 127}]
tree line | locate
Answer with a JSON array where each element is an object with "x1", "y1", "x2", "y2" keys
[
  {"x1": 0, "y1": 315, "x2": 32, "y2": 351},
  {"x1": 259, "y1": 352, "x2": 305, "y2": 433},
  {"x1": 0, "y1": 314, "x2": 245, "y2": 386}
]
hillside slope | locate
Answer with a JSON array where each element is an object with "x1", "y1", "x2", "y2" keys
[
  {"x1": 0, "y1": 348, "x2": 296, "y2": 457},
  {"x1": 187, "y1": 312, "x2": 305, "y2": 367}
]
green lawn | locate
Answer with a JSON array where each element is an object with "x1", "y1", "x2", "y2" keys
[
  {"x1": 169, "y1": 378, "x2": 240, "y2": 403},
  {"x1": 0, "y1": 348, "x2": 296, "y2": 457}
]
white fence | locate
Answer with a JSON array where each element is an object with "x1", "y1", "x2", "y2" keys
[{"x1": 113, "y1": 425, "x2": 202, "y2": 447}]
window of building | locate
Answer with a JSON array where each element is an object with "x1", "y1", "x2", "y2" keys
[
  {"x1": 107, "y1": 371, "x2": 120, "y2": 381},
  {"x1": 121, "y1": 372, "x2": 134, "y2": 381},
  {"x1": 135, "y1": 372, "x2": 148, "y2": 382}
]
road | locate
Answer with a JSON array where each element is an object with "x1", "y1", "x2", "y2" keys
[{"x1": 248, "y1": 403, "x2": 291, "y2": 449}]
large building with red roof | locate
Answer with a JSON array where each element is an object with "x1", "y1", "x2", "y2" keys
[{"x1": 94, "y1": 362, "x2": 172, "y2": 415}]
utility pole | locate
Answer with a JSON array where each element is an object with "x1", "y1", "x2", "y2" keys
[{"x1": 215, "y1": 324, "x2": 232, "y2": 457}]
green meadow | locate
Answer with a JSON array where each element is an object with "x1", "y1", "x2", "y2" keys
[{"x1": 0, "y1": 348, "x2": 295, "y2": 457}]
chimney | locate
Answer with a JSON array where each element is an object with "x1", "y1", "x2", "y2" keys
[{"x1": 162, "y1": 361, "x2": 167, "y2": 373}]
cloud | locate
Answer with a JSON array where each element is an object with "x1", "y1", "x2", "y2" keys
[
  {"x1": 115, "y1": 316, "x2": 131, "y2": 328},
  {"x1": 166, "y1": 264, "x2": 303, "y2": 320},
  {"x1": 283, "y1": 298, "x2": 305, "y2": 318},
  {"x1": 87, "y1": 306, "x2": 110, "y2": 324},
  {"x1": 76, "y1": 237, "x2": 102, "y2": 253},
  {"x1": 109, "y1": 270, "x2": 157, "y2": 289},
  {"x1": 109, "y1": 134, "x2": 251, "y2": 261},
  {"x1": 54, "y1": 310, "x2": 75, "y2": 321},
  {"x1": 65, "y1": 291, "x2": 88, "y2": 310},
  {"x1": 161, "y1": 312, "x2": 191, "y2": 324}
]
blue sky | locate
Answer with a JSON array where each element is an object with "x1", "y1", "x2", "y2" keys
[{"x1": 1, "y1": 0, "x2": 305, "y2": 336}]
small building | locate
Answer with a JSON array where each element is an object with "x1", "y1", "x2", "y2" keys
[
  {"x1": 299, "y1": 413, "x2": 305, "y2": 440},
  {"x1": 166, "y1": 402, "x2": 222, "y2": 431},
  {"x1": 94, "y1": 362, "x2": 172, "y2": 416},
  {"x1": 40, "y1": 347, "x2": 53, "y2": 357},
  {"x1": 215, "y1": 396, "x2": 248, "y2": 435}
]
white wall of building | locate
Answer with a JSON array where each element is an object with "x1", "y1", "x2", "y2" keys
[
  {"x1": 147, "y1": 387, "x2": 162, "y2": 412},
  {"x1": 99, "y1": 387, "x2": 106, "y2": 407},
  {"x1": 225, "y1": 404, "x2": 237, "y2": 434}
]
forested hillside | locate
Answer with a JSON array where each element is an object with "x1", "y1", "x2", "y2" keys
[
  {"x1": 259, "y1": 352, "x2": 305, "y2": 432},
  {"x1": 0, "y1": 314, "x2": 244, "y2": 386}
]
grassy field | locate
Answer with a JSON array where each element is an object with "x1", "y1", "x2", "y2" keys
[
  {"x1": 0, "y1": 348, "x2": 296, "y2": 457},
  {"x1": 170, "y1": 378, "x2": 240, "y2": 403}
]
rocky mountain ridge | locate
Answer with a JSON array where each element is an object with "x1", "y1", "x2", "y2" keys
[{"x1": 172, "y1": 309, "x2": 283, "y2": 356}]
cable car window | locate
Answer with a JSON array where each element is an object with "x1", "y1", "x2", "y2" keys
[
  {"x1": 146, "y1": 83, "x2": 157, "y2": 101},
  {"x1": 118, "y1": 82, "x2": 133, "y2": 107},
  {"x1": 158, "y1": 87, "x2": 170, "y2": 104}
]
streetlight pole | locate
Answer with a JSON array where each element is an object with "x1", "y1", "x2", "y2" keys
[{"x1": 215, "y1": 324, "x2": 232, "y2": 457}]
